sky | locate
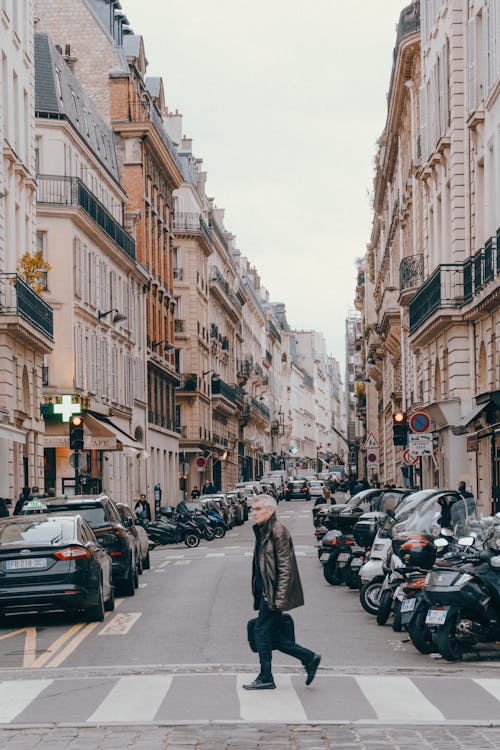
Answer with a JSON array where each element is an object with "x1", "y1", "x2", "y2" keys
[{"x1": 122, "y1": 0, "x2": 408, "y2": 368}]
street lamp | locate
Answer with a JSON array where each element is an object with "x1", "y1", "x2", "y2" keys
[
  {"x1": 151, "y1": 340, "x2": 175, "y2": 352},
  {"x1": 202, "y1": 369, "x2": 220, "y2": 381},
  {"x1": 98, "y1": 308, "x2": 127, "y2": 324}
]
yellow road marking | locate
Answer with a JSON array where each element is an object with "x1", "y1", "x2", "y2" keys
[
  {"x1": 30, "y1": 623, "x2": 85, "y2": 669},
  {"x1": 42, "y1": 598, "x2": 124, "y2": 668},
  {"x1": 22, "y1": 627, "x2": 38, "y2": 668}
]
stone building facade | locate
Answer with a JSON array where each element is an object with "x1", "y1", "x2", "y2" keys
[
  {"x1": 357, "y1": 0, "x2": 499, "y2": 510},
  {"x1": 0, "y1": 1, "x2": 54, "y2": 500}
]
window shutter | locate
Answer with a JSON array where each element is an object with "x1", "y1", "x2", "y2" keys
[
  {"x1": 468, "y1": 16, "x2": 477, "y2": 113},
  {"x1": 419, "y1": 83, "x2": 428, "y2": 163},
  {"x1": 74, "y1": 237, "x2": 81, "y2": 299}
]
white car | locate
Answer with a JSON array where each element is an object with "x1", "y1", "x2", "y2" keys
[{"x1": 308, "y1": 480, "x2": 325, "y2": 498}]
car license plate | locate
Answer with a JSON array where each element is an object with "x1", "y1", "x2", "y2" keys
[
  {"x1": 400, "y1": 598, "x2": 416, "y2": 613},
  {"x1": 337, "y1": 552, "x2": 350, "y2": 562},
  {"x1": 425, "y1": 608, "x2": 447, "y2": 625},
  {"x1": 6, "y1": 558, "x2": 48, "y2": 570},
  {"x1": 320, "y1": 553, "x2": 330, "y2": 562}
]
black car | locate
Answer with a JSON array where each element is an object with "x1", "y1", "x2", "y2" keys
[
  {"x1": 285, "y1": 480, "x2": 311, "y2": 501},
  {"x1": 314, "y1": 488, "x2": 410, "y2": 534},
  {"x1": 115, "y1": 503, "x2": 151, "y2": 573},
  {"x1": 23, "y1": 495, "x2": 138, "y2": 595},
  {"x1": 0, "y1": 514, "x2": 114, "y2": 620}
]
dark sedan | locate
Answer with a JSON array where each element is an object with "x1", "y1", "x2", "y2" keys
[
  {"x1": 22, "y1": 495, "x2": 138, "y2": 596},
  {"x1": 285, "y1": 480, "x2": 311, "y2": 501},
  {"x1": 0, "y1": 514, "x2": 114, "y2": 621}
]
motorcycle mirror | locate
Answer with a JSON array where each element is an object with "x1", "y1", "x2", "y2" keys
[
  {"x1": 458, "y1": 536, "x2": 475, "y2": 546},
  {"x1": 440, "y1": 527, "x2": 453, "y2": 537},
  {"x1": 489, "y1": 555, "x2": 500, "y2": 569},
  {"x1": 434, "y1": 538, "x2": 448, "y2": 548}
]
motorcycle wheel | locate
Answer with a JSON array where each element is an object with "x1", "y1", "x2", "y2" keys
[
  {"x1": 343, "y1": 565, "x2": 360, "y2": 590},
  {"x1": 184, "y1": 532, "x2": 200, "y2": 548},
  {"x1": 407, "y1": 608, "x2": 435, "y2": 654},
  {"x1": 203, "y1": 528, "x2": 215, "y2": 541},
  {"x1": 323, "y1": 558, "x2": 343, "y2": 585},
  {"x1": 392, "y1": 600, "x2": 403, "y2": 632},
  {"x1": 376, "y1": 590, "x2": 392, "y2": 626},
  {"x1": 435, "y1": 613, "x2": 464, "y2": 661},
  {"x1": 213, "y1": 525, "x2": 226, "y2": 539},
  {"x1": 359, "y1": 579, "x2": 383, "y2": 616}
]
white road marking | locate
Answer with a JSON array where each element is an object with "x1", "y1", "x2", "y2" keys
[
  {"x1": 138, "y1": 582, "x2": 148, "y2": 589},
  {"x1": 355, "y1": 676, "x2": 444, "y2": 721},
  {"x1": 89, "y1": 675, "x2": 173, "y2": 722},
  {"x1": 0, "y1": 679, "x2": 53, "y2": 723},
  {"x1": 98, "y1": 613, "x2": 142, "y2": 636},
  {"x1": 174, "y1": 560, "x2": 191, "y2": 566},
  {"x1": 244, "y1": 552, "x2": 253, "y2": 557},
  {"x1": 163, "y1": 554, "x2": 185, "y2": 559},
  {"x1": 236, "y1": 674, "x2": 307, "y2": 721},
  {"x1": 474, "y1": 678, "x2": 500, "y2": 702},
  {"x1": 206, "y1": 552, "x2": 225, "y2": 558}
]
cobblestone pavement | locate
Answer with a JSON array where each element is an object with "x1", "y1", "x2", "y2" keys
[{"x1": 1, "y1": 723, "x2": 500, "y2": 749}]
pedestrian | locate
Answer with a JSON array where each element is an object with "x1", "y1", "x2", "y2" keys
[
  {"x1": 458, "y1": 481, "x2": 473, "y2": 499},
  {"x1": 29, "y1": 485, "x2": 42, "y2": 500},
  {"x1": 314, "y1": 486, "x2": 332, "y2": 508},
  {"x1": 134, "y1": 493, "x2": 151, "y2": 521},
  {"x1": 0, "y1": 498, "x2": 9, "y2": 518},
  {"x1": 14, "y1": 486, "x2": 31, "y2": 515},
  {"x1": 244, "y1": 494, "x2": 321, "y2": 690},
  {"x1": 202, "y1": 481, "x2": 216, "y2": 495},
  {"x1": 191, "y1": 486, "x2": 201, "y2": 499},
  {"x1": 47, "y1": 487, "x2": 56, "y2": 498}
]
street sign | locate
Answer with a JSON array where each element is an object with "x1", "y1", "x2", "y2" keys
[
  {"x1": 194, "y1": 456, "x2": 206, "y2": 470},
  {"x1": 69, "y1": 451, "x2": 87, "y2": 470},
  {"x1": 409, "y1": 412, "x2": 431, "y2": 433},
  {"x1": 408, "y1": 433, "x2": 433, "y2": 456},
  {"x1": 363, "y1": 432, "x2": 380, "y2": 450},
  {"x1": 367, "y1": 452, "x2": 378, "y2": 463},
  {"x1": 403, "y1": 448, "x2": 419, "y2": 465}
]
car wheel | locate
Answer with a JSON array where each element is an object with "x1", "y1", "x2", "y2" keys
[
  {"x1": 143, "y1": 550, "x2": 151, "y2": 570},
  {"x1": 104, "y1": 584, "x2": 115, "y2": 612},
  {"x1": 133, "y1": 562, "x2": 139, "y2": 589},
  {"x1": 86, "y1": 581, "x2": 105, "y2": 622},
  {"x1": 122, "y1": 566, "x2": 136, "y2": 596}
]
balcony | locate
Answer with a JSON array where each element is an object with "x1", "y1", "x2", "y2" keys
[
  {"x1": 462, "y1": 232, "x2": 500, "y2": 312},
  {"x1": 251, "y1": 397, "x2": 270, "y2": 421},
  {"x1": 399, "y1": 254, "x2": 424, "y2": 302},
  {"x1": 0, "y1": 274, "x2": 53, "y2": 340},
  {"x1": 37, "y1": 175, "x2": 135, "y2": 260},
  {"x1": 409, "y1": 264, "x2": 464, "y2": 334},
  {"x1": 176, "y1": 373, "x2": 198, "y2": 392},
  {"x1": 211, "y1": 377, "x2": 236, "y2": 404},
  {"x1": 173, "y1": 212, "x2": 211, "y2": 247}
]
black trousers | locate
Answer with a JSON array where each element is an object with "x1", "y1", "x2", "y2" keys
[{"x1": 254, "y1": 598, "x2": 315, "y2": 682}]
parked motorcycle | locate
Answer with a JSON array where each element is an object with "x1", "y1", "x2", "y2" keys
[
  {"x1": 146, "y1": 511, "x2": 201, "y2": 548},
  {"x1": 422, "y1": 514, "x2": 500, "y2": 661}
]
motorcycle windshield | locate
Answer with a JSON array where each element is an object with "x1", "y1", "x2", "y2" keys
[
  {"x1": 391, "y1": 491, "x2": 444, "y2": 536},
  {"x1": 451, "y1": 500, "x2": 493, "y2": 545}
]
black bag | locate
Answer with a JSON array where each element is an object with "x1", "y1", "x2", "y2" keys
[{"x1": 247, "y1": 613, "x2": 295, "y2": 653}]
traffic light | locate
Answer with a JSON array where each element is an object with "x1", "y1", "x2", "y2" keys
[
  {"x1": 392, "y1": 412, "x2": 408, "y2": 446},
  {"x1": 69, "y1": 415, "x2": 84, "y2": 450}
]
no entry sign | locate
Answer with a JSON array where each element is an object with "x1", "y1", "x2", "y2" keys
[{"x1": 409, "y1": 412, "x2": 431, "y2": 433}]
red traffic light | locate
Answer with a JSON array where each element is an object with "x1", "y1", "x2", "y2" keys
[{"x1": 392, "y1": 412, "x2": 406, "y2": 424}]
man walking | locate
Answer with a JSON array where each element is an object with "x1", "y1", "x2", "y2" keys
[{"x1": 244, "y1": 494, "x2": 321, "y2": 690}]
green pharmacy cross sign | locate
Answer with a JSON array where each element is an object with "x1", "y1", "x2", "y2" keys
[{"x1": 41, "y1": 395, "x2": 82, "y2": 422}]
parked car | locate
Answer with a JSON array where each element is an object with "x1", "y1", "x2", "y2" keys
[
  {"x1": 22, "y1": 494, "x2": 138, "y2": 596},
  {"x1": 0, "y1": 514, "x2": 114, "y2": 620},
  {"x1": 308, "y1": 480, "x2": 325, "y2": 500},
  {"x1": 115, "y1": 502, "x2": 151, "y2": 572},
  {"x1": 285, "y1": 480, "x2": 311, "y2": 501}
]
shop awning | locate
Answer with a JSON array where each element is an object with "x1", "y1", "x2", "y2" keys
[
  {"x1": 459, "y1": 401, "x2": 490, "y2": 428},
  {"x1": 0, "y1": 423, "x2": 26, "y2": 444},
  {"x1": 42, "y1": 414, "x2": 118, "y2": 449},
  {"x1": 86, "y1": 412, "x2": 144, "y2": 452}
]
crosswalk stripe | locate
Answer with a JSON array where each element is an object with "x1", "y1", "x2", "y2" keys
[
  {"x1": 88, "y1": 675, "x2": 173, "y2": 722},
  {"x1": 236, "y1": 674, "x2": 307, "y2": 721},
  {"x1": 474, "y1": 678, "x2": 500, "y2": 703},
  {"x1": 355, "y1": 676, "x2": 445, "y2": 721},
  {"x1": 0, "y1": 679, "x2": 53, "y2": 723}
]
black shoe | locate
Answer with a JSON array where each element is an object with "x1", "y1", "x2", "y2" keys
[
  {"x1": 242, "y1": 677, "x2": 276, "y2": 690},
  {"x1": 305, "y1": 654, "x2": 321, "y2": 685}
]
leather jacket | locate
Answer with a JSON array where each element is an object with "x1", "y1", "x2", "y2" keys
[{"x1": 252, "y1": 514, "x2": 304, "y2": 611}]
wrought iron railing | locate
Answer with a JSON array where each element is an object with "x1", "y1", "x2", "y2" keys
[
  {"x1": 251, "y1": 397, "x2": 270, "y2": 421},
  {"x1": 0, "y1": 274, "x2": 53, "y2": 339},
  {"x1": 37, "y1": 175, "x2": 135, "y2": 260},
  {"x1": 211, "y1": 377, "x2": 236, "y2": 404},
  {"x1": 409, "y1": 264, "x2": 464, "y2": 332},
  {"x1": 399, "y1": 254, "x2": 424, "y2": 291}
]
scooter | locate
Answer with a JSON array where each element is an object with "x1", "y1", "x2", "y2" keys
[{"x1": 146, "y1": 513, "x2": 201, "y2": 548}]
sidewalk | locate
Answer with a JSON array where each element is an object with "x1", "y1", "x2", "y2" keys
[{"x1": 0, "y1": 724, "x2": 500, "y2": 749}]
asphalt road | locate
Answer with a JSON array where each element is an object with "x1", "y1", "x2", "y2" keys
[{"x1": 0, "y1": 499, "x2": 500, "y2": 748}]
